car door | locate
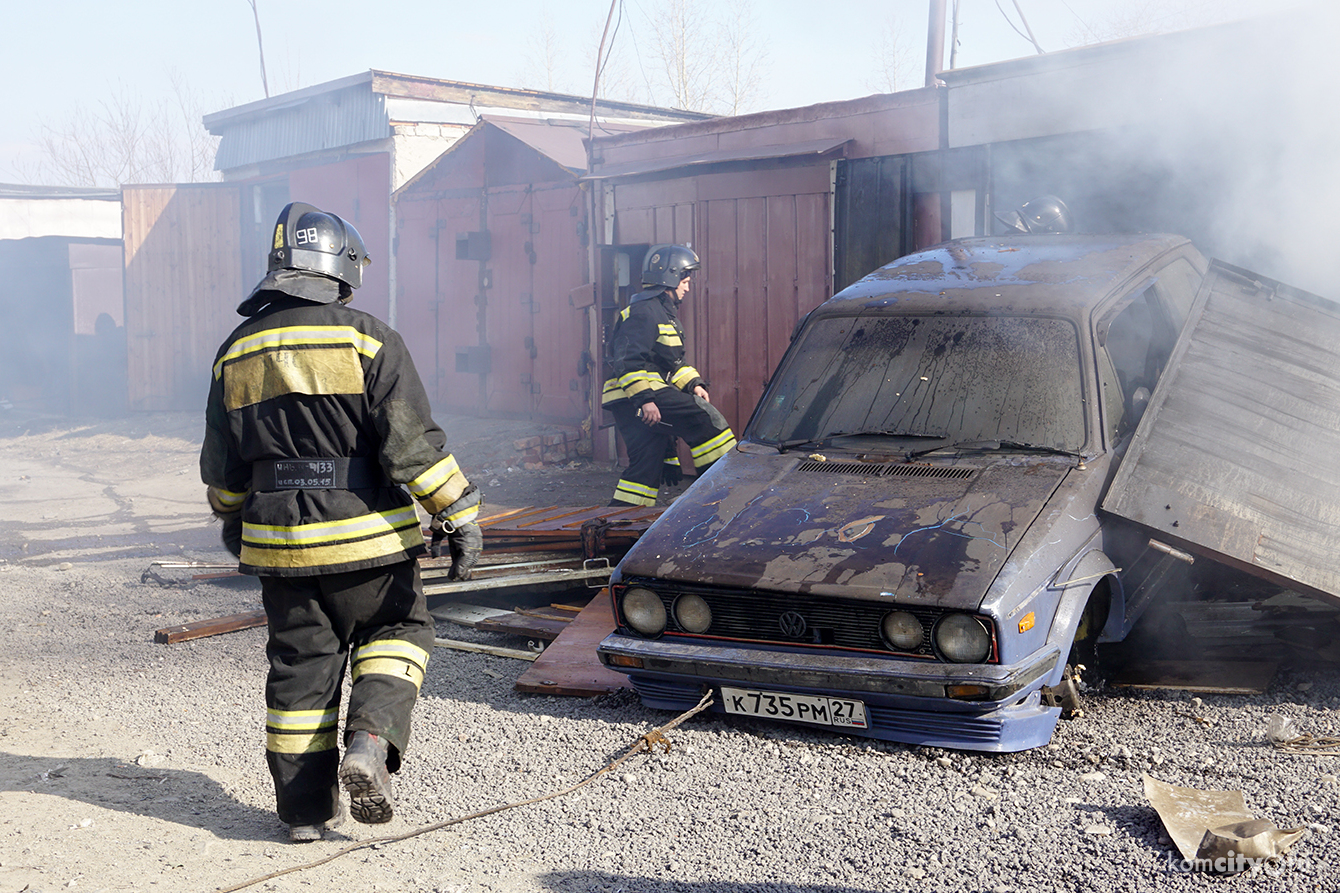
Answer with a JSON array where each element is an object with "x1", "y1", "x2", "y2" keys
[{"x1": 1102, "y1": 260, "x2": 1340, "y2": 605}]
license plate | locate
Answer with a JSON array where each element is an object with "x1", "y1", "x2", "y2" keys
[{"x1": 720, "y1": 686, "x2": 868, "y2": 729}]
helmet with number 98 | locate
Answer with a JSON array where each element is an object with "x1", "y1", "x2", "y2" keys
[
  {"x1": 268, "y1": 202, "x2": 371, "y2": 290},
  {"x1": 641, "y1": 244, "x2": 701, "y2": 289}
]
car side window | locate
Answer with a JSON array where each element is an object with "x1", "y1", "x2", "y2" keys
[{"x1": 1101, "y1": 285, "x2": 1179, "y2": 439}]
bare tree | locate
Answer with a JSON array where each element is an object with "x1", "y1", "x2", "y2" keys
[
  {"x1": 719, "y1": 0, "x2": 768, "y2": 115},
  {"x1": 633, "y1": 0, "x2": 770, "y2": 114},
  {"x1": 30, "y1": 76, "x2": 222, "y2": 187},
  {"x1": 643, "y1": 0, "x2": 717, "y2": 110},
  {"x1": 1063, "y1": 0, "x2": 1259, "y2": 45},
  {"x1": 519, "y1": 7, "x2": 571, "y2": 93},
  {"x1": 866, "y1": 11, "x2": 918, "y2": 93}
]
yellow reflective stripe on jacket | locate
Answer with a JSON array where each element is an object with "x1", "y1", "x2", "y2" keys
[
  {"x1": 265, "y1": 707, "x2": 339, "y2": 754},
  {"x1": 602, "y1": 378, "x2": 629, "y2": 404},
  {"x1": 244, "y1": 505, "x2": 420, "y2": 546},
  {"x1": 240, "y1": 506, "x2": 424, "y2": 570},
  {"x1": 618, "y1": 370, "x2": 668, "y2": 397},
  {"x1": 613, "y1": 479, "x2": 658, "y2": 506},
  {"x1": 207, "y1": 485, "x2": 247, "y2": 513},
  {"x1": 213, "y1": 326, "x2": 384, "y2": 379},
  {"x1": 352, "y1": 639, "x2": 429, "y2": 691},
  {"x1": 690, "y1": 430, "x2": 737, "y2": 466},
  {"x1": 440, "y1": 501, "x2": 479, "y2": 527},
  {"x1": 663, "y1": 456, "x2": 681, "y2": 467},
  {"x1": 406, "y1": 455, "x2": 468, "y2": 514},
  {"x1": 655, "y1": 323, "x2": 682, "y2": 347},
  {"x1": 669, "y1": 364, "x2": 700, "y2": 390}
]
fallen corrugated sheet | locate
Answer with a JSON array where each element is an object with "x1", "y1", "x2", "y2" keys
[
  {"x1": 1107, "y1": 659, "x2": 1278, "y2": 694},
  {"x1": 515, "y1": 591, "x2": 631, "y2": 696}
]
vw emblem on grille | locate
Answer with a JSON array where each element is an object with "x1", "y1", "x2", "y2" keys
[{"x1": 778, "y1": 611, "x2": 809, "y2": 638}]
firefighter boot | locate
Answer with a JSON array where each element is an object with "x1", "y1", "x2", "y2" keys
[
  {"x1": 339, "y1": 731, "x2": 394, "y2": 824},
  {"x1": 287, "y1": 801, "x2": 347, "y2": 842}
]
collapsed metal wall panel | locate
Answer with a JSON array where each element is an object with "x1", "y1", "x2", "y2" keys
[{"x1": 1103, "y1": 261, "x2": 1340, "y2": 603}]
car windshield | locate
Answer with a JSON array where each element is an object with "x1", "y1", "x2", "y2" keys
[{"x1": 751, "y1": 314, "x2": 1087, "y2": 452}]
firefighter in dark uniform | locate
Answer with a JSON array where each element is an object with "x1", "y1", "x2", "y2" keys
[
  {"x1": 602, "y1": 244, "x2": 736, "y2": 506},
  {"x1": 200, "y1": 202, "x2": 483, "y2": 841}
]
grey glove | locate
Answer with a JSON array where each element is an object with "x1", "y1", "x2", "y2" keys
[
  {"x1": 219, "y1": 513, "x2": 243, "y2": 559},
  {"x1": 429, "y1": 484, "x2": 483, "y2": 580},
  {"x1": 444, "y1": 521, "x2": 482, "y2": 581}
]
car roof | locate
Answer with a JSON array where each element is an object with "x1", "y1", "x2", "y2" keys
[{"x1": 822, "y1": 233, "x2": 1197, "y2": 319}]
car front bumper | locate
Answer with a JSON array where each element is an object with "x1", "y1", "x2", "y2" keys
[{"x1": 598, "y1": 634, "x2": 1063, "y2": 752}]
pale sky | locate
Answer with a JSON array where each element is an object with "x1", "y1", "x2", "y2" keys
[{"x1": 2, "y1": 0, "x2": 1280, "y2": 184}]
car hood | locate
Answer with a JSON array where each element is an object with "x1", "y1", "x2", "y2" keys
[{"x1": 618, "y1": 448, "x2": 1072, "y2": 609}]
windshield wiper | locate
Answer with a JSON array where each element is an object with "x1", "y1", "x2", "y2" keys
[
  {"x1": 776, "y1": 430, "x2": 947, "y2": 454},
  {"x1": 907, "y1": 439, "x2": 1083, "y2": 461}
]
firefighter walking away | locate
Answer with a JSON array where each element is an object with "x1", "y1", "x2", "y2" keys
[{"x1": 200, "y1": 202, "x2": 483, "y2": 841}]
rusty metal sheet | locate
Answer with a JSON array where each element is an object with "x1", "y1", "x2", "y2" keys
[
  {"x1": 1107, "y1": 660, "x2": 1278, "y2": 694},
  {"x1": 480, "y1": 504, "x2": 662, "y2": 542},
  {"x1": 1102, "y1": 261, "x2": 1340, "y2": 604},
  {"x1": 514, "y1": 591, "x2": 632, "y2": 696}
]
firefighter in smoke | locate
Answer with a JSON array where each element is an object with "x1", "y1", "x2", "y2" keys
[
  {"x1": 997, "y1": 194, "x2": 1073, "y2": 234},
  {"x1": 602, "y1": 244, "x2": 737, "y2": 506},
  {"x1": 200, "y1": 202, "x2": 483, "y2": 841}
]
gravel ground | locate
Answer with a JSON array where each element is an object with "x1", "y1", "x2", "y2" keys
[{"x1": 1, "y1": 412, "x2": 1338, "y2": 893}]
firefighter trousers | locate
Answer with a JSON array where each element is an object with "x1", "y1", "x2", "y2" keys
[
  {"x1": 260, "y1": 560, "x2": 434, "y2": 825},
  {"x1": 609, "y1": 389, "x2": 737, "y2": 506}
]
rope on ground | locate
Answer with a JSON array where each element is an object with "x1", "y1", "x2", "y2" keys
[
  {"x1": 1271, "y1": 733, "x2": 1340, "y2": 756},
  {"x1": 215, "y1": 690, "x2": 714, "y2": 893}
]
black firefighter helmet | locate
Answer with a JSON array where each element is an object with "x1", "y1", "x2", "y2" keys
[
  {"x1": 642, "y1": 244, "x2": 701, "y2": 289},
  {"x1": 998, "y1": 195, "x2": 1073, "y2": 234},
  {"x1": 268, "y1": 202, "x2": 371, "y2": 290}
]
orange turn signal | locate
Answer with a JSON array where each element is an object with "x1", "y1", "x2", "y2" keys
[
  {"x1": 1018, "y1": 612, "x2": 1035, "y2": 633},
  {"x1": 606, "y1": 654, "x2": 645, "y2": 669}
]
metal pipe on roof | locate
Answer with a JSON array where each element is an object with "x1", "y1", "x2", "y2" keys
[{"x1": 926, "y1": 0, "x2": 948, "y2": 87}]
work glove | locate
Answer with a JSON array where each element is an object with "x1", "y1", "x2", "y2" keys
[
  {"x1": 429, "y1": 484, "x2": 483, "y2": 581},
  {"x1": 219, "y1": 513, "x2": 243, "y2": 559}
]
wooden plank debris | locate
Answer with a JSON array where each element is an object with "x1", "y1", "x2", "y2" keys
[
  {"x1": 1107, "y1": 659, "x2": 1278, "y2": 694},
  {"x1": 154, "y1": 610, "x2": 266, "y2": 644},
  {"x1": 432, "y1": 637, "x2": 540, "y2": 661},
  {"x1": 515, "y1": 590, "x2": 632, "y2": 696}
]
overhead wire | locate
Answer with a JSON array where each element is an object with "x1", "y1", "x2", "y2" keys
[{"x1": 993, "y1": 0, "x2": 1045, "y2": 53}]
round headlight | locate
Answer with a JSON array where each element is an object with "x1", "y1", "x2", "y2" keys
[
  {"x1": 621, "y1": 587, "x2": 667, "y2": 636},
  {"x1": 881, "y1": 611, "x2": 924, "y2": 651},
  {"x1": 674, "y1": 594, "x2": 713, "y2": 633},
  {"x1": 934, "y1": 613, "x2": 992, "y2": 663}
]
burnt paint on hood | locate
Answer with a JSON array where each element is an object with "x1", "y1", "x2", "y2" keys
[{"x1": 619, "y1": 450, "x2": 1070, "y2": 610}]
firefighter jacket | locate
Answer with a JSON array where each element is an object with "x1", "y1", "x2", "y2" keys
[
  {"x1": 602, "y1": 288, "x2": 706, "y2": 408},
  {"x1": 201, "y1": 292, "x2": 472, "y2": 577}
]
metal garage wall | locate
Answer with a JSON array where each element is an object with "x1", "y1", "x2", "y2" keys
[
  {"x1": 289, "y1": 155, "x2": 392, "y2": 324},
  {"x1": 122, "y1": 185, "x2": 243, "y2": 411}
]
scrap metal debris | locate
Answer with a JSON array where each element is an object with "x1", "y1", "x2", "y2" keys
[
  {"x1": 1266, "y1": 714, "x2": 1340, "y2": 755},
  {"x1": 1143, "y1": 774, "x2": 1306, "y2": 874}
]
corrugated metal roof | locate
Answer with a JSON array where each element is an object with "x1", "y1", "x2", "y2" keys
[
  {"x1": 205, "y1": 70, "x2": 712, "y2": 174},
  {"x1": 0, "y1": 183, "x2": 120, "y2": 200},
  {"x1": 583, "y1": 137, "x2": 851, "y2": 180},
  {"x1": 210, "y1": 82, "x2": 391, "y2": 172}
]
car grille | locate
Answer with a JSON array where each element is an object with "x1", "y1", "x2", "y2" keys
[{"x1": 625, "y1": 579, "x2": 942, "y2": 657}]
